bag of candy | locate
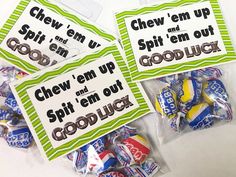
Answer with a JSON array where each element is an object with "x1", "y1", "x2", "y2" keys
[
  {"x1": 0, "y1": 64, "x2": 35, "y2": 149},
  {"x1": 66, "y1": 114, "x2": 169, "y2": 177},
  {"x1": 0, "y1": 61, "x2": 168, "y2": 176},
  {"x1": 142, "y1": 66, "x2": 235, "y2": 143}
]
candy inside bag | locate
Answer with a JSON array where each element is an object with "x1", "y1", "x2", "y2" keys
[
  {"x1": 142, "y1": 67, "x2": 234, "y2": 143},
  {"x1": 0, "y1": 64, "x2": 169, "y2": 176},
  {"x1": 66, "y1": 116, "x2": 169, "y2": 177},
  {"x1": 0, "y1": 65, "x2": 34, "y2": 149}
]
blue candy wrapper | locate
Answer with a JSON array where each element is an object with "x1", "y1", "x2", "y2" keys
[
  {"x1": 123, "y1": 159, "x2": 160, "y2": 177},
  {"x1": 141, "y1": 159, "x2": 161, "y2": 176},
  {"x1": 115, "y1": 143, "x2": 135, "y2": 166},
  {"x1": 5, "y1": 93, "x2": 22, "y2": 115},
  {"x1": 0, "y1": 108, "x2": 12, "y2": 120},
  {"x1": 186, "y1": 103, "x2": 214, "y2": 130},
  {"x1": 69, "y1": 149, "x2": 88, "y2": 173},
  {"x1": 0, "y1": 67, "x2": 32, "y2": 149},
  {"x1": 143, "y1": 66, "x2": 234, "y2": 144},
  {"x1": 95, "y1": 150, "x2": 117, "y2": 173},
  {"x1": 169, "y1": 115, "x2": 186, "y2": 132},
  {"x1": 177, "y1": 79, "x2": 202, "y2": 113},
  {"x1": 107, "y1": 125, "x2": 137, "y2": 144},
  {"x1": 203, "y1": 79, "x2": 229, "y2": 105},
  {"x1": 213, "y1": 100, "x2": 233, "y2": 121},
  {"x1": 158, "y1": 68, "x2": 223, "y2": 85},
  {"x1": 183, "y1": 67, "x2": 223, "y2": 81},
  {"x1": 155, "y1": 87, "x2": 178, "y2": 119},
  {"x1": 6, "y1": 127, "x2": 34, "y2": 148},
  {"x1": 81, "y1": 136, "x2": 106, "y2": 154},
  {"x1": 158, "y1": 74, "x2": 181, "y2": 86}
]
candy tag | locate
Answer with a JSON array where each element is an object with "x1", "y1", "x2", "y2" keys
[
  {"x1": 0, "y1": 0, "x2": 115, "y2": 73},
  {"x1": 10, "y1": 43, "x2": 151, "y2": 161},
  {"x1": 116, "y1": 0, "x2": 236, "y2": 82}
]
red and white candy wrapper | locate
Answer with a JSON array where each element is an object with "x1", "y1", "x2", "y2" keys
[
  {"x1": 122, "y1": 135, "x2": 151, "y2": 165},
  {"x1": 66, "y1": 124, "x2": 167, "y2": 176},
  {"x1": 99, "y1": 171, "x2": 126, "y2": 177},
  {"x1": 115, "y1": 135, "x2": 151, "y2": 166}
]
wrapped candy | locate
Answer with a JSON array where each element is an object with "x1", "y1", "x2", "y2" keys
[
  {"x1": 155, "y1": 79, "x2": 202, "y2": 131},
  {"x1": 82, "y1": 136, "x2": 107, "y2": 154},
  {"x1": 99, "y1": 159, "x2": 160, "y2": 177},
  {"x1": 67, "y1": 137, "x2": 117, "y2": 175},
  {"x1": 106, "y1": 125, "x2": 137, "y2": 144},
  {"x1": 147, "y1": 67, "x2": 233, "y2": 136},
  {"x1": 123, "y1": 159, "x2": 160, "y2": 177},
  {"x1": 177, "y1": 78, "x2": 202, "y2": 113},
  {"x1": 114, "y1": 143, "x2": 135, "y2": 166},
  {"x1": 213, "y1": 100, "x2": 233, "y2": 121},
  {"x1": 115, "y1": 135, "x2": 151, "y2": 166},
  {"x1": 0, "y1": 67, "x2": 27, "y2": 97},
  {"x1": 202, "y1": 79, "x2": 229, "y2": 105},
  {"x1": 86, "y1": 148, "x2": 117, "y2": 174},
  {"x1": 5, "y1": 93, "x2": 22, "y2": 115},
  {"x1": 99, "y1": 171, "x2": 126, "y2": 177},
  {"x1": 5, "y1": 127, "x2": 33, "y2": 148},
  {"x1": 67, "y1": 149, "x2": 88, "y2": 173},
  {"x1": 67, "y1": 125, "x2": 164, "y2": 177},
  {"x1": 158, "y1": 68, "x2": 223, "y2": 85},
  {"x1": 158, "y1": 74, "x2": 181, "y2": 86},
  {"x1": 186, "y1": 103, "x2": 214, "y2": 130},
  {"x1": 140, "y1": 159, "x2": 161, "y2": 176},
  {"x1": 155, "y1": 87, "x2": 178, "y2": 119},
  {"x1": 169, "y1": 115, "x2": 186, "y2": 132},
  {"x1": 96, "y1": 150, "x2": 117, "y2": 172},
  {"x1": 0, "y1": 108, "x2": 13, "y2": 120},
  {"x1": 0, "y1": 66, "x2": 33, "y2": 148},
  {"x1": 183, "y1": 67, "x2": 223, "y2": 81},
  {"x1": 67, "y1": 137, "x2": 110, "y2": 173}
]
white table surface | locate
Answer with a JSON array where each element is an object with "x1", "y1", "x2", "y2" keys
[{"x1": 0, "y1": 0, "x2": 236, "y2": 177}]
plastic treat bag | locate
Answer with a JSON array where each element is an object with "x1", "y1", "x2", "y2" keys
[
  {"x1": 0, "y1": 55, "x2": 168, "y2": 177},
  {"x1": 142, "y1": 67, "x2": 235, "y2": 143},
  {"x1": 66, "y1": 115, "x2": 169, "y2": 177},
  {"x1": 139, "y1": 0, "x2": 176, "y2": 7},
  {"x1": 139, "y1": 0, "x2": 169, "y2": 5},
  {"x1": 0, "y1": 0, "x2": 111, "y2": 150},
  {"x1": 0, "y1": 64, "x2": 34, "y2": 149},
  {"x1": 56, "y1": 0, "x2": 103, "y2": 22}
]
